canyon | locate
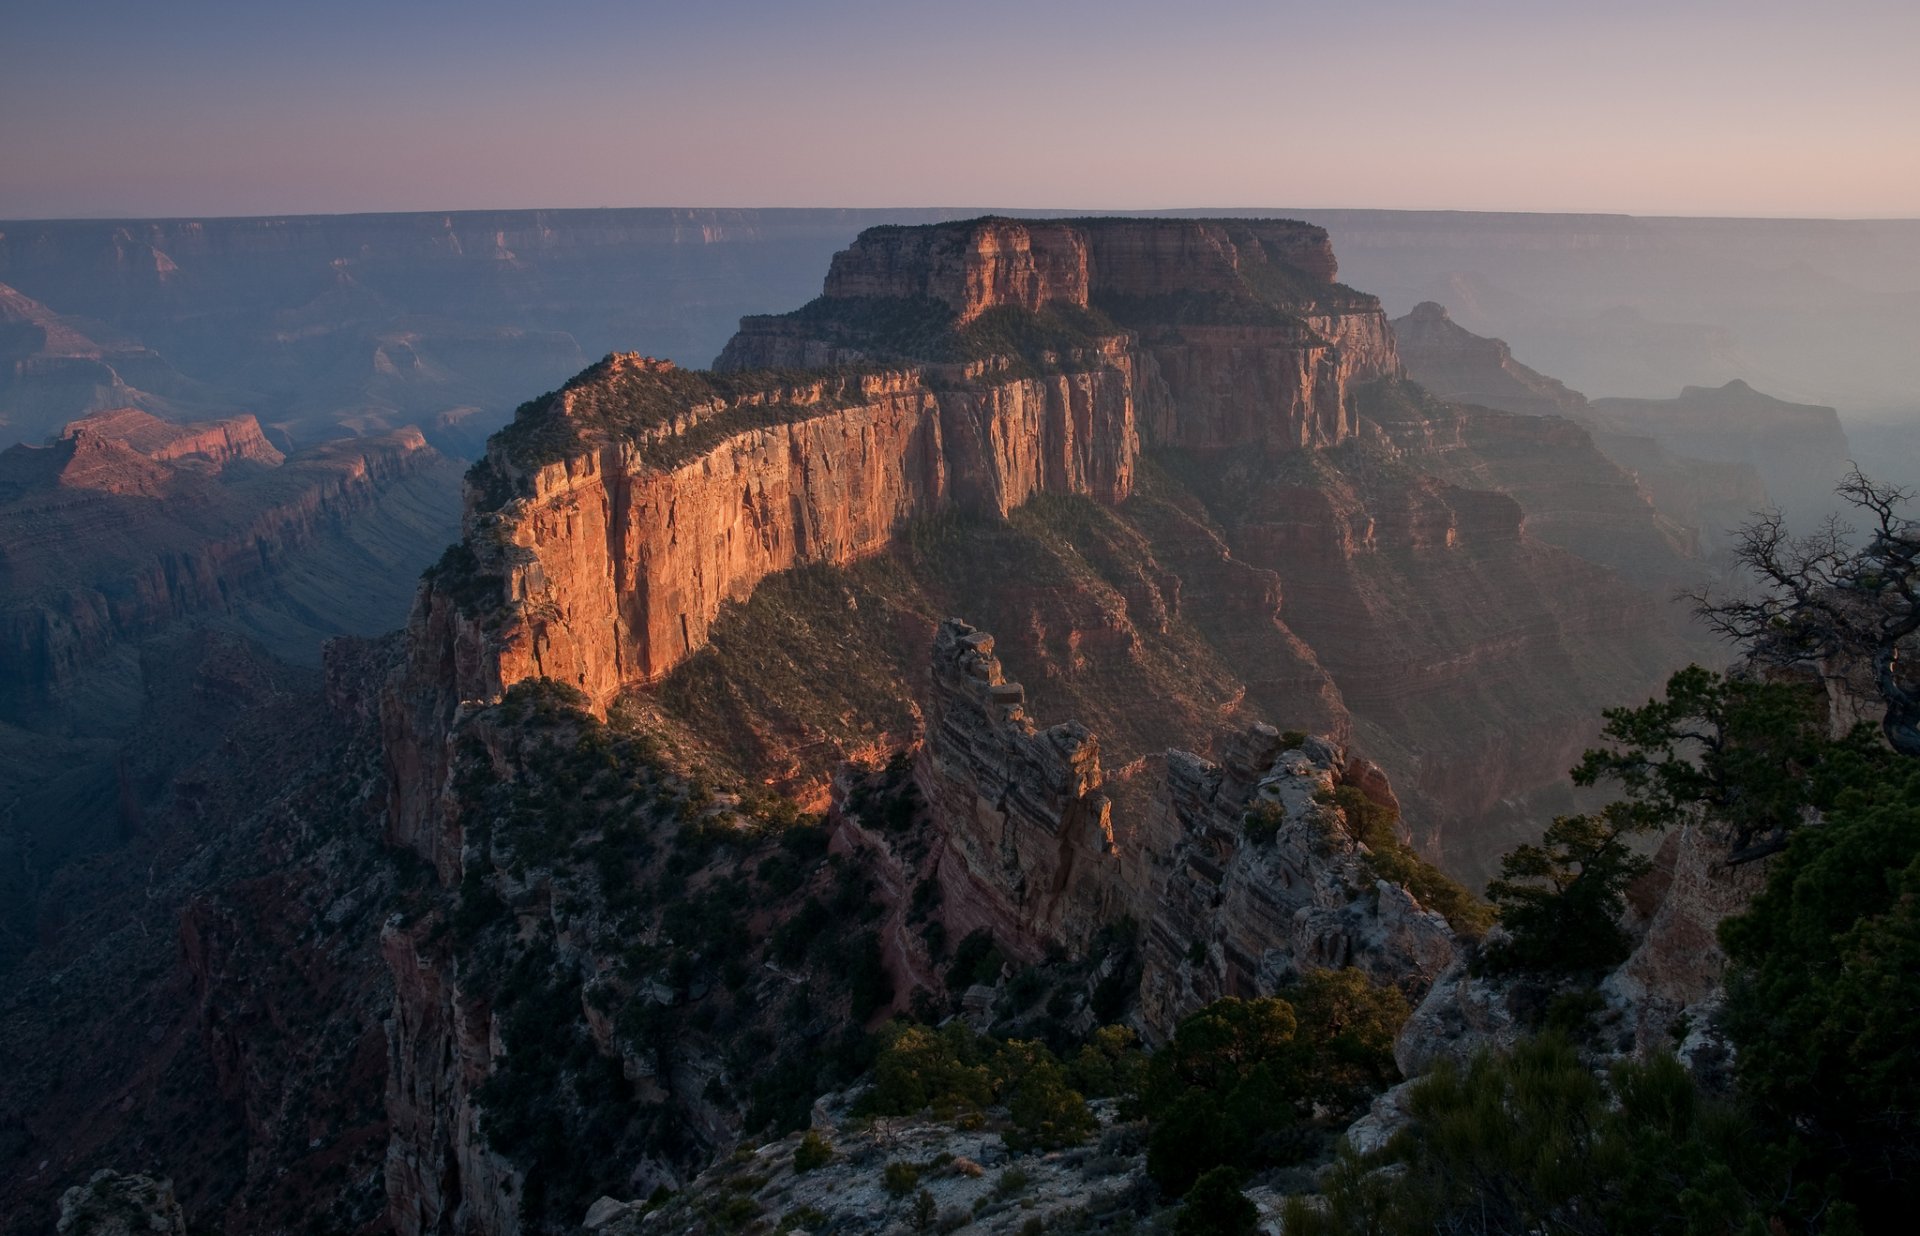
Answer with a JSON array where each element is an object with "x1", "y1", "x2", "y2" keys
[
  {"x1": 0, "y1": 406, "x2": 460, "y2": 977},
  {"x1": 6, "y1": 208, "x2": 1913, "y2": 462},
  {"x1": 353, "y1": 216, "x2": 1702, "y2": 1231},
  {"x1": 395, "y1": 216, "x2": 1693, "y2": 883},
  {"x1": 4, "y1": 212, "x2": 1870, "y2": 1235},
  {"x1": 1394, "y1": 299, "x2": 1851, "y2": 541}
]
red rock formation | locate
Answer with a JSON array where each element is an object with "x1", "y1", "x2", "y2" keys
[
  {"x1": 387, "y1": 218, "x2": 1695, "y2": 887},
  {"x1": 63, "y1": 407, "x2": 285, "y2": 471},
  {"x1": 371, "y1": 222, "x2": 1709, "y2": 1231},
  {"x1": 397, "y1": 218, "x2": 1383, "y2": 735},
  {"x1": 820, "y1": 219, "x2": 1091, "y2": 321},
  {"x1": 409, "y1": 342, "x2": 1142, "y2": 728}
]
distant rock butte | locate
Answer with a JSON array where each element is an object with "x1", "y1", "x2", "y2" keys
[
  {"x1": 0, "y1": 406, "x2": 453, "y2": 699},
  {"x1": 1391, "y1": 301, "x2": 1779, "y2": 550},
  {"x1": 61, "y1": 407, "x2": 285, "y2": 471},
  {"x1": 1392, "y1": 301, "x2": 1588, "y2": 419}
]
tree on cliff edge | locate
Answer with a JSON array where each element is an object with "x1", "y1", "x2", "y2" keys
[{"x1": 1693, "y1": 467, "x2": 1920, "y2": 757}]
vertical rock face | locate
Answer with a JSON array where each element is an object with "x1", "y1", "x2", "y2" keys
[
  {"x1": 396, "y1": 217, "x2": 1395, "y2": 754},
  {"x1": 821, "y1": 219, "x2": 1092, "y2": 320},
  {"x1": 747, "y1": 216, "x2": 1400, "y2": 454},
  {"x1": 401, "y1": 353, "x2": 1140, "y2": 745},
  {"x1": 382, "y1": 919, "x2": 523, "y2": 1236},
  {"x1": 1084, "y1": 218, "x2": 1400, "y2": 453},
  {"x1": 487, "y1": 368, "x2": 949, "y2": 699},
  {"x1": 917, "y1": 620, "x2": 1124, "y2": 961}
]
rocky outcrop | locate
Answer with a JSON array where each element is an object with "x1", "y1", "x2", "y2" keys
[
  {"x1": 1137, "y1": 728, "x2": 1457, "y2": 1038},
  {"x1": 603, "y1": 1093, "x2": 1153, "y2": 1236},
  {"x1": 913, "y1": 618, "x2": 1457, "y2": 1042},
  {"x1": 817, "y1": 220, "x2": 1093, "y2": 321},
  {"x1": 55, "y1": 1171, "x2": 187, "y2": 1236},
  {"x1": 61, "y1": 408, "x2": 284, "y2": 471},
  {"x1": 1394, "y1": 823, "x2": 1772, "y2": 1084},
  {"x1": 1600, "y1": 824, "x2": 1771, "y2": 1058},
  {"x1": 917, "y1": 620, "x2": 1124, "y2": 962}
]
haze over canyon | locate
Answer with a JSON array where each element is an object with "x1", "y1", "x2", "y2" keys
[{"x1": 1, "y1": 205, "x2": 1914, "y2": 1236}]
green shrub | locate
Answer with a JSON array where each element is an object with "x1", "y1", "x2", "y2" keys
[
  {"x1": 792, "y1": 1130, "x2": 832, "y2": 1173},
  {"x1": 911, "y1": 1189, "x2": 938, "y2": 1231},
  {"x1": 1067, "y1": 1025, "x2": 1147, "y2": 1099},
  {"x1": 1001, "y1": 1046, "x2": 1096, "y2": 1151},
  {"x1": 1286, "y1": 1035, "x2": 1781, "y2": 1236},
  {"x1": 1176, "y1": 1167, "x2": 1258, "y2": 1236},
  {"x1": 1330, "y1": 786, "x2": 1492, "y2": 936},
  {"x1": 862, "y1": 1020, "x2": 1096, "y2": 1150},
  {"x1": 777, "y1": 1207, "x2": 825, "y2": 1233},
  {"x1": 1144, "y1": 996, "x2": 1301, "y2": 1195},
  {"x1": 1143, "y1": 977, "x2": 1408, "y2": 1196},
  {"x1": 1242, "y1": 800, "x2": 1286, "y2": 845},
  {"x1": 1720, "y1": 762, "x2": 1920, "y2": 1225},
  {"x1": 865, "y1": 1022, "x2": 996, "y2": 1117},
  {"x1": 883, "y1": 1161, "x2": 921, "y2": 1196},
  {"x1": 1485, "y1": 806, "x2": 1649, "y2": 974}
]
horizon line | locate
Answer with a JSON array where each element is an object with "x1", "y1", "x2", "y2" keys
[{"x1": 6, "y1": 204, "x2": 1920, "y2": 226}]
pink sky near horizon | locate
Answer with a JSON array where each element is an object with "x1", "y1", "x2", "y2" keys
[{"x1": 2, "y1": 0, "x2": 1917, "y2": 220}]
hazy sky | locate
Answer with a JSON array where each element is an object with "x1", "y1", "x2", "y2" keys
[{"x1": 4, "y1": 0, "x2": 1917, "y2": 219}]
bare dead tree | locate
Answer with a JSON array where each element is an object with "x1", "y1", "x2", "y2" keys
[{"x1": 1691, "y1": 468, "x2": 1920, "y2": 757}]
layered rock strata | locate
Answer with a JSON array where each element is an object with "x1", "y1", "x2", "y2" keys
[
  {"x1": 916, "y1": 620, "x2": 1124, "y2": 961},
  {"x1": 0, "y1": 410, "x2": 456, "y2": 700},
  {"x1": 916, "y1": 617, "x2": 1458, "y2": 1041},
  {"x1": 1136, "y1": 728, "x2": 1458, "y2": 1037},
  {"x1": 389, "y1": 217, "x2": 1385, "y2": 864},
  {"x1": 391, "y1": 216, "x2": 1694, "y2": 885}
]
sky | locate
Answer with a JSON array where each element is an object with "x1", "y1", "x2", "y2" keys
[{"x1": 3, "y1": 0, "x2": 1918, "y2": 220}]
